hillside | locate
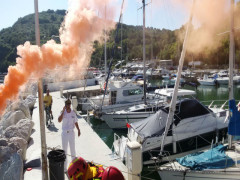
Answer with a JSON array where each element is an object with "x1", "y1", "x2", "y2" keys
[{"x1": 0, "y1": 9, "x2": 65, "y2": 72}]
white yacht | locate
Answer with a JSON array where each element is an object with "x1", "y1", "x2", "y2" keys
[
  {"x1": 170, "y1": 76, "x2": 185, "y2": 84},
  {"x1": 102, "y1": 88, "x2": 196, "y2": 129},
  {"x1": 81, "y1": 80, "x2": 156, "y2": 119},
  {"x1": 197, "y1": 74, "x2": 217, "y2": 86},
  {"x1": 216, "y1": 76, "x2": 229, "y2": 85},
  {"x1": 146, "y1": 68, "x2": 153, "y2": 76},
  {"x1": 136, "y1": 69, "x2": 144, "y2": 75},
  {"x1": 216, "y1": 75, "x2": 240, "y2": 85},
  {"x1": 113, "y1": 98, "x2": 228, "y2": 165}
]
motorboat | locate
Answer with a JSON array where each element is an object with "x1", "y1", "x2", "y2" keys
[
  {"x1": 197, "y1": 74, "x2": 217, "y2": 86},
  {"x1": 102, "y1": 88, "x2": 196, "y2": 129},
  {"x1": 216, "y1": 76, "x2": 229, "y2": 85},
  {"x1": 146, "y1": 68, "x2": 153, "y2": 76},
  {"x1": 170, "y1": 76, "x2": 185, "y2": 84},
  {"x1": 113, "y1": 98, "x2": 228, "y2": 165},
  {"x1": 81, "y1": 80, "x2": 157, "y2": 119},
  {"x1": 216, "y1": 75, "x2": 240, "y2": 85},
  {"x1": 102, "y1": 102, "x2": 163, "y2": 129}
]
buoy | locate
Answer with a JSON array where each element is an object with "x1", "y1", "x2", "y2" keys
[{"x1": 102, "y1": 166, "x2": 124, "y2": 180}]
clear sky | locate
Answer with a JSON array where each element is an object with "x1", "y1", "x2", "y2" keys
[{"x1": 0, "y1": 0, "x2": 189, "y2": 31}]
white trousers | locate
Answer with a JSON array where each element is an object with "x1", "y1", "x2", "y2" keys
[{"x1": 61, "y1": 130, "x2": 76, "y2": 171}]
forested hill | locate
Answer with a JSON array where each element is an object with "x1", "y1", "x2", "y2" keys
[
  {"x1": 0, "y1": 9, "x2": 65, "y2": 72},
  {"x1": 0, "y1": 9, "x2": 238, "y2": 72}
]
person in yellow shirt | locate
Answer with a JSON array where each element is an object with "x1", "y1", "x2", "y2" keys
[{"x1": 44, "y1": 89, "x2": 53, "y2": 120}]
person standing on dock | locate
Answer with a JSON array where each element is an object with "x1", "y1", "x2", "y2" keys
[
  {"x1": 58, "y1": 99, "x2": 81, "y2": 172},
  {"x1": 43, "y1": 89, "x2": 53, "y2": 119}
]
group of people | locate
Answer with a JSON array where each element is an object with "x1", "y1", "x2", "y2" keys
[{"x1": 44, "y1": 89, "x2": 81, "y2": 172}]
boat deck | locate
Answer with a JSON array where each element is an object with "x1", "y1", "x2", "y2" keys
[{"x1": 24, "y1": 91, "x2": 128, "y2": 179}]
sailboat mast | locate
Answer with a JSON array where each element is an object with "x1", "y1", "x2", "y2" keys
[
  {"x1": 229, "y1": 0, "x2": 234, "y2": 100},
  {"x1": 228, "y1": 0, "x2": 235, "y2": 149},
  {"x1": 121, "y1": 15, "x2": 123, "y2": 74},
  {"x1": 104, "y1": 3, "x2": 107, "y2": 78},
  {"x1": 143, "y1": 0, "x2": 147, "y2": 104},
  {"x1": 160, "y1": 0, "x2": 195, "y2": 155}
]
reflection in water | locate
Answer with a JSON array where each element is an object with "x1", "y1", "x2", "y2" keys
[{"x1": 217, "y1": 86, "x2": 229, "y2": 96}]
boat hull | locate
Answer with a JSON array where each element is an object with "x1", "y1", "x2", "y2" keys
[
  {"x1": 102, "y1": 111, "x2": 155, "y2": 129},
  {"x1": 142, "y1": 127, "x2": 228, "y2": 165},
  {"x1": 159, "y1": 169, "x2": 240, "y2": 180},
  {"x1": 198, "y1": 79, "x2": 216, "y2": 86}
]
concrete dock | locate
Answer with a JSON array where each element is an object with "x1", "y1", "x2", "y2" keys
[{"x1": 24, "y1": 90, "x2": 128, "y2": 179}]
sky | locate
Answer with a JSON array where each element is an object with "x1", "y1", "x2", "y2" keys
[{"x1": 0, "y1": 0, "x2": 189, "y2": 31}]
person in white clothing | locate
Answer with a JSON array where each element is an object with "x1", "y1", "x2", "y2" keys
[{"x1": 58, "y1": 99, "x2": 81, "y2": 171}]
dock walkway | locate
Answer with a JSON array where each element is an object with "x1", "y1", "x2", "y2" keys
[{"x1": 24, "y1": 91, "x2": 128, "y2": 179}]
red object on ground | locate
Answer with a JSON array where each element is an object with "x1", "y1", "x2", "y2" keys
[
  {"x1": 126, "y1": 123, "x2": 131, "y2": 128},
  {"x1": 102, "y1": 166, "x2": 124, "y2": 180},
  {"x1": 67, "y1": 157, "x2": 88, "y2": 180},
  {"x1": 26, "y1": 168, "x2": 32, "y2": 171}
]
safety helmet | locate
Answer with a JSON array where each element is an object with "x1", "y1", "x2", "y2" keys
[
  {"x1": 102, "y1": 166, "x2": 124, "y2": 180},
  {"x1": 67, "y1": 157, "x2": 88, "y2": 180}
]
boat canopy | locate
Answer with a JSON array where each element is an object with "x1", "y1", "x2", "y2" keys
[
  {"x1": 176, "y1": 144, "x2": 235, "y2": 170},
  {"x1": 130, "y1": 99, "x2": 211, "y2": 140}
]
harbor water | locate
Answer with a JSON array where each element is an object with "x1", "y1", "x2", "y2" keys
[{"x1": 89, "y1": 80, "x2": 240, "y2": 180}]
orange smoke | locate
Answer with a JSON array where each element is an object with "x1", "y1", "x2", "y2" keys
[
  {"x1": 153, "y1": 0, "x2": 230, "y2": 54},
  {"x1": 0, "y1": 0, "x2": 116, "y2": 113},
  {"x1": 187, "y1": 0, "x2": 229, "y2": 53}
]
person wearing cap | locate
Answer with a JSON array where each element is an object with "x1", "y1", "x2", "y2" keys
[
  {"x1": 43, "y1": 89, "x2": 53, "y2": 119},
  {"x1": 58, "y1": 99, "x2": 81, "y2": 172}
]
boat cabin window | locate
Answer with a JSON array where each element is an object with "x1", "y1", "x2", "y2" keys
[
  {"x1": 163, "y1": 99, "x2": 212, "y2": 125},
  {"x1": 133, "y1": 106, "x2": 163, "y2": 112},
  {"x1": 110, "y1": 91, "x2": 117, "y2": 104},
  {"x1": 122, "y1": 89, "x2": 143, "y2": 96}
]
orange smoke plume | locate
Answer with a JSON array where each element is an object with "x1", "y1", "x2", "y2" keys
[
  {"x1": 153, "y1": 0, "x2": 230, "y2": 54},
  {"x1": 0, "y1": 0, "x2": 116, "y2": 113},
  {"x1": 187, "y1": 0, "x2": 229, "y2": 53}
]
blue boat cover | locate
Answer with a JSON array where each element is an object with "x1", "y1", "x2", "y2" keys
[
  {"x1": 228, "y1": 99, "x2": 240, "y2": 136},
  {"x1": 176, "y1": 144, "x2": 235, "y2": 170}
]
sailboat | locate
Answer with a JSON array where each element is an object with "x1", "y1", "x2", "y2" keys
[
  {"x1": 158, "y1": 100, "x2": 240, "y2": 180},
  {"x1": 158, "y1": 0, "x2": 240, "y2": 179}
]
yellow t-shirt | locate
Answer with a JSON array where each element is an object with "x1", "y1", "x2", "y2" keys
[{"x1": 44, "y1": 95, "x2": 52, "y2": 107}]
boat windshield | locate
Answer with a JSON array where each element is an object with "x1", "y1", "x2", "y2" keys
[{"x1": 122, "y1": 89, "x2": 143, "y2": 96}]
